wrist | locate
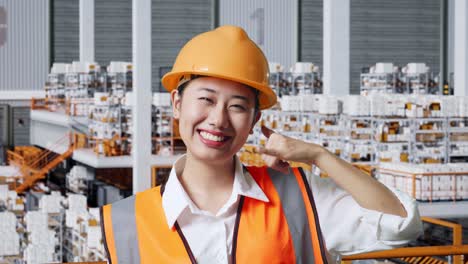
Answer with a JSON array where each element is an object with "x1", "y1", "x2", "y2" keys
[{"x1": 307, "y1": 144, "x2": 329, "y2": 165}]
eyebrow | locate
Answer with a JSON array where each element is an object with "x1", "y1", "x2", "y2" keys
[
  {"x1": 198, "y1": 87, "x2": 217, "y2": 94},
  {"x1": 198, "y1": 87, "x2": 251, "y2": 104},
  {"x1": 232, "y1": 95, "x2": 250, "y2": 103}
]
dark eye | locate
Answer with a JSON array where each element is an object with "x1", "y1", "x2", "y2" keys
[
  {"x1": 230, "y1": 104, "x2": 247, "y2": 111},
  {"x1": 198, "y1": 97, "x2": 213, "y2": 104}
]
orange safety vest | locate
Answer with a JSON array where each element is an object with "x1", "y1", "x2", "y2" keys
[{"x1": 101, "y1": 166, "x2": 328, "y2": 264}]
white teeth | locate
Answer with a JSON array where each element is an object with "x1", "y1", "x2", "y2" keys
[{"x1": 200, "y1": 131, "x2": 225, "y2": 142}]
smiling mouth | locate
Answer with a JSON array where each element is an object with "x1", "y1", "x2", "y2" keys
[{"x1": 198, "y1": 130, "x2": 230, "y2": 142}]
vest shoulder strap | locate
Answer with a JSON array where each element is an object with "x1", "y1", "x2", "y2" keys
[
  {"x1": 101, "y1": 194, "x2": 141, "y2": 264},
  {"x1": 245, "y1": 166, "x2": 328, "y2": 264}
]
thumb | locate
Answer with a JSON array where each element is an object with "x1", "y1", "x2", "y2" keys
[
  {"x1": 261, "y1": 125, "x2": 275, "y2": 138},
  {"x1": 257, "y1": 146, "x2": 279, "y2": 157}
]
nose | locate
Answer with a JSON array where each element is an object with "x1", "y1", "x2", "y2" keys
[{"x1": 208, "y1": 103, "x2": 229, "y2": 129}]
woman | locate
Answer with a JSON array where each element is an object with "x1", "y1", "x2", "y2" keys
[{"x1": 101, "y1": 25, "x2": 422, "y2": 264}]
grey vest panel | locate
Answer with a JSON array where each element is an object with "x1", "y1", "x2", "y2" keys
[
  {"x1": 267, "y1": 167, "x2": 315, "y2": 264},
  {"x1": 111, "y1": 195, "x2": 141, "y2": 264}
]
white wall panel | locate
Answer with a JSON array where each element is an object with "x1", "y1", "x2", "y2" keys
[
  {"x1": 0, "y1": 0, "x2": 49, "y2": 91},
  {"x1": 219, "y1": 0, "x2": 298, "y2": 68},
  {"x1": 301, "y1": 0, "x2": 441, "y2": 94},
  {"x1": 350, "y1": 0, "x2": 440, "y2": 93}
]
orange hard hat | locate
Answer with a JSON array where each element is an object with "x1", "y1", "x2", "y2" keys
[{"x1": 161, "y1": 25, "x2": 277, "y2": 110}]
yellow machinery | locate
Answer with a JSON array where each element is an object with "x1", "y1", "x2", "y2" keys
[{"x1": 7, "y1": 133, "x2": 75, "y2": 193}]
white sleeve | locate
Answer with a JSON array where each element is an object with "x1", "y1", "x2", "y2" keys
[{"x1": 304, "y1": 170, "x2": 423, "y2": 256}]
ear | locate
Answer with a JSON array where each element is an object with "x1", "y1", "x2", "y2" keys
[
  {"x1": 171, "y1": 89, "x2": 181, "y2": 119},
  {"x1": 250, "y1": 111, "x2": 262, "y2": 134}
]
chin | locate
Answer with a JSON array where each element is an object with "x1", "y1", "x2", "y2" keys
[
  {"x1": 192, "y1": 150, "x2": 234, "y2": 164},
  {"x1": 187, "y1": 144, "x2": 239, "y2": 164}
]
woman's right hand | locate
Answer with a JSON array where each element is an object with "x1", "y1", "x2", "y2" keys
[{"x1": 257, "y1": 125, "x2": 326, "y2": 173}]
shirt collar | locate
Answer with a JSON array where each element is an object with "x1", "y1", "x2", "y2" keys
[{"x1": 161, "y1": 154, "x2": 269, "y2": 229}]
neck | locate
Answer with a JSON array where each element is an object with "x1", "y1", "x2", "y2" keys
[
  {"x1": 180, "y1": 152, "x2": 235, "y2": 193},
  {"x1": 178, "y1": 152, "x2": 236, "y2": 214}
]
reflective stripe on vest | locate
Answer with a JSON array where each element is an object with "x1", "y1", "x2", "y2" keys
[
  {"x1": 101, "y1": 196, "x2": 141, "y2": 264},
  {"x1": 268, "y1": 167, "x2": 315, "y2": 263},
  {"x1": 101, "y1": 166, "x2": 327, "y2": 264}
]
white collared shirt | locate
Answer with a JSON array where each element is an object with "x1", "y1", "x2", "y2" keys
[{"x1": 162, "y1": 155, "x2": 422, "y2": 263}]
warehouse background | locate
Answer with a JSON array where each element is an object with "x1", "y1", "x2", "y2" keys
[
  {"x1": 0, "y1": 0, "x2": 446, "y2": 157},
  {"x1": 1, "y1": 1, "x2": 468, "y2": 262},
  {"x1": 51, "y1": 0, "x2": 212, "y2": 92},
  {"x1": 48, "y1": 0, "x2": 442, "y2": 94}
]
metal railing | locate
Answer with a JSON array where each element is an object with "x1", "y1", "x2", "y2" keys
[{"x1": 342, "y1": 217, "x2": 468, "y2": 264}]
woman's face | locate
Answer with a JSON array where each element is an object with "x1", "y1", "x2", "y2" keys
[{"x1": 171, "y1": 77, "x2": 260, "y2": 164}]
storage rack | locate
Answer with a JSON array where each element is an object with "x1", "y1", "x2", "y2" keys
[
  {"x1": 48, "y1": 212, "x2": 64, "y2": 263},
  {"x1": 448, "y1": 117, "x2": 468, "y2": 163},
  {"x1": 108, "y1": 63, "x2": 133, "y2": 156},
  {"x1": 151, "y1": 106, "x2": 185, "y2": 156},
  {"x1": 341, "y1": 115, "x2": 375, "y2": 163},
  {"x1": 44, "y1": 71, "x2": 66, "y2": 113},
  {"x1": 268, "y1": 62, "x2": 322, "y2": 97},
  {"x1": 373, "y1": 118, "x2": 412, "y2": 163},
  {"x1": 284, "y1": 71, "x2": 322, "y2": 95},
  {"x1": 269, "y1": 71, "x2": 285, "y2": 96},
  {"x1": 360, "y1": 63, "x2": 440, "y2": 95},
  {"x1": 312, "y1": 113, "x2": 343, "y2": 156},
  {"x1": 152, "y1": 106, "x2": 173, "y2": 155},
  {"x1": 255, "y1": 108, "x2": 467, "y2": 166},
  {"x1": 412, "y1": 117, "x2": 447, "y2": 164},
  {"x1": 65, "y1": 65, "x2": 103, "y2": 117},
  {"x1": 360, "y1": 72, "x2": 399, "y2": 95},
  {"x1": 106, "y1": 65, "x2": 132, "y2": 101},
  {"x1": 63, "y1": 219, "x2": 105, "y2": 262},
  {"x1": 88, "y1": 95, "x2": 124, "y2": 157},
  {"x1": 404, "y1": 72, "x2": 431, "y2": 94},
  {"x1": 376, "y1": 165, "x2": 468, "y2": 202}
]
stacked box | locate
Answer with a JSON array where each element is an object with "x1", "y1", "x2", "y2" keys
[
  {"x1": 25, "y1": 211, "x2": 48, "y2": 233},
  {"x1": 65, "y1": 194, "x2": 87, "y2": 229},
  {"x1": 377, "y1": 163, "x2": 468, "y2": 201},
  {"x1": 375, "y1": 63, "x2": 394, "y2": 74},
  {"x1": 291, "y1": 62, "x2": 315, "y2": 73},
  {"x1": 318, "y1": 96, "x2": 340, "y2": 115},
  {"x1": 0, "y1": 212, "x2": 20, "y2": 256},
  {"x1": 299, "y1": 95, "x2": 315, "y2": 112},
  {"x1": 24, "y1": 211, "x2": 56, "y2": 264},
  {"x1": 280, "y1": 95, "x2": 301, "y2": 112},
  {"x1": 87, "y1": 225, "x2": 102, "y2": 249},
  {"x1": 369, "y1": 95, "x2": 395, "y2": 117},
  {"x1": 24, "y1": 244, "x2": 55, "y2": 264},
  {"x1": 443, "y1": 96, "x2": 458, "y2": 117},
  {"x1": 68, "y1": 194, "x2": 87, "y2": 211},
  {"x1": 0, "y1": 184, "x2": 8, "y2": 202},
  {"x1": 343, "y1": 96, "x2": 370, "y2": 116},
  {"x1": 64, "y1": 206, "x2": 105, "y2": 262},
  {"x1": 457, "y1": 97, "x2": 468, "y2": 117},
  {"x1": 66, "y1": 165, "x2": 91, "y2": 194},
  {"x1": 406, "y1": 63, "x2": 428, "y2": 74},
  {"x1": 39, "y1": 191, "x2": 64, "y2": 213},
  {"x1": 376, "y1": 143, "x2": 409, "y2": 163}
]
